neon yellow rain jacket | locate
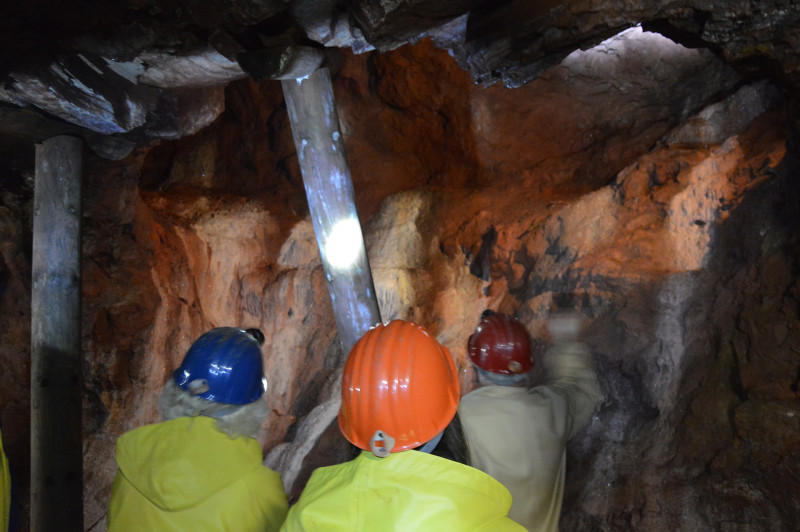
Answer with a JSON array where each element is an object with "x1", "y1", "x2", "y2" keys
[
  {"x1": 459, "y1": 340, "x2": 603, "y2": 532},
  {"x1": 280, "y1": 449, "x2": 526, "y2": 531},
  {"x1": 108, "y1": 416, "x2": 288, "y2": 532},
  {"x1": 0, "y1": 428, "x2": 10, "y2": 532}
]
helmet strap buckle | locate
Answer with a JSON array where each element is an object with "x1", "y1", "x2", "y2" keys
[
  {"x1": 369, "y1": 430, "x2": 395, "y2": 458},
  {"x1": 418, "y1": 430, "x2": 443, "y2": 454}
]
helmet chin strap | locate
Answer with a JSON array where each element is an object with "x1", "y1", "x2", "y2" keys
[
  {"x1": 476, "y1": 366, "x2": 529, "y2": 387},
  {"x1": 418, "y1": 430, "x2": 444, "y2": 454}
]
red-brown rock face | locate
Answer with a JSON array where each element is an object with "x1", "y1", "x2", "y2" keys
[{"x1": 1, "y1": 28, "x2": 798, "y2": 531}]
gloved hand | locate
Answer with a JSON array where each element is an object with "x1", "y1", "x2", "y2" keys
[{"x1": 546, "y1": 311, "x2": 583, "y2": 343}]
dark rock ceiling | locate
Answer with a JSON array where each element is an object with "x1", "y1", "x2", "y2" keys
[{"x1": 1, "y1": 1, "x2": 800, "y2": 159}]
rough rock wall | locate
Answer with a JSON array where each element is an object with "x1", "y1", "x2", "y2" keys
[
  {"x1": 0, "y1": 137, "x2": 34, "y2": 527},
  {"x1": 561, "y1": 102, "x2": 797, "y2": 530},
  {"x1": 0, "y1": 27, "x2": 798, "y2": 531}
]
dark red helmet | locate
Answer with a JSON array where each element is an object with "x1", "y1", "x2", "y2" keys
[{"x1": 468, "y1": 311, "x2": 533, "y2": 375}]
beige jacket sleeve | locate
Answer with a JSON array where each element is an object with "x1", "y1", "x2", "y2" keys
[
  {"x1": 538, "y1": 340, "x2": 604, "y2": 441},
  {"x1": 459, "y1": 340, "x2": 603, "y2": 532}
]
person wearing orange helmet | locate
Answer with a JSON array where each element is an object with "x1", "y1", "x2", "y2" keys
[
  {"x1": 458, "y1": 310, "x2": 603, "y2": 532},
  {"x1": 280, "y1": 319, "x2": 525, "y2": 531}
]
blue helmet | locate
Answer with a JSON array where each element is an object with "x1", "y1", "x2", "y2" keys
[{"x1": 173, "y1": 327, "x2": 267, "y2": 405}]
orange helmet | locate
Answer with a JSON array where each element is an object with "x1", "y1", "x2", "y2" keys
[
  {"x1": 338, "y1": 320, "x2": 460, "y2": 456},
  {"x1": 468, "y1": 311, "x2": 533, "y2": 375}
]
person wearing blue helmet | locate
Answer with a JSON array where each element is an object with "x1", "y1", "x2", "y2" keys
[{"x1": 107, "y1": 327, "x2": 288, "y2": 531}]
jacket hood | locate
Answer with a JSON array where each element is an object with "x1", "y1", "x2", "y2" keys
[
  {"x1": 283, "y1": 450, "x2": 525, "y2": 531},
  {"x1": 114, "y1": 416, "x2": 263, "y2": 511}
]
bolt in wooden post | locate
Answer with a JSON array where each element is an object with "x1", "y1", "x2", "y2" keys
[{"x1": 31, "y1": 135, "x2": 84, "y2": 531}]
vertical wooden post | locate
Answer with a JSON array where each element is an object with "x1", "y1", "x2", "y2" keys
[
  {"x1": 31, "y1": 135, "x2": 84, "y2": 531},
  {"x1": 282, "y1": 68, "x2": 382, "y2": 354}
]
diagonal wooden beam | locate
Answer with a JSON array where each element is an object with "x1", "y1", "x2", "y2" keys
[
  {"x1": 281, "y1": 67, "x2": 382, "y2": 355},
  {"x1": 266, "y1": 67, "x2": 382, "y2": 497}
]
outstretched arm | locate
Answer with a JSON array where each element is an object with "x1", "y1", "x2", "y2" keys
[{"x1": 540, "y1": 312, "x2": 604, "y2": 440}]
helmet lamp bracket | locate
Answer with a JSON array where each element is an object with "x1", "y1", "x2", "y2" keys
[
  {"x1": 369, "y1": 430, "x2": 395, "y2": 458},
  {"x1": 188, "y1": 379, "x2": 210, "y2": 395}
]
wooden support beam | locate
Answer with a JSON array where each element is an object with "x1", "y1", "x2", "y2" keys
[
  {"x1": 281, "y1": 67, "x2": 382, "y2": 354},
  {"x1": 269, "y1": 68, "x2": 383, "y2": 496},
  {"x1": 30, "y1": 135, "x2": 84, "y2": 531}
]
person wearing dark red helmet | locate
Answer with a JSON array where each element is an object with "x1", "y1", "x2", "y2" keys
[
  {"x1": 458, "y1": 310, "x2": 603, "y2": 532},
  {"x1": 107, "y1": 327, "x2": 288, "y2": 531}
]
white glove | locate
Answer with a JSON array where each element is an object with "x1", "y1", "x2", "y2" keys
[{"x1": 547, "y1": 311, "x2": 583, "y2": 343}]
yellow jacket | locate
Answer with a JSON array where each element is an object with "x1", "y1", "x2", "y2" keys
[
  {"x1": 459, "y1": 340, "x2": 603, "y2": 532},
  {"x1": 280, "y1": 449, "x2": 526, "y2": 531},
  {"x1": 108, "y1": 416, "x2": 288, "y2": 531},
  {"x1": 0, "y1": 428, "x2": 9, "y2": 532}
]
